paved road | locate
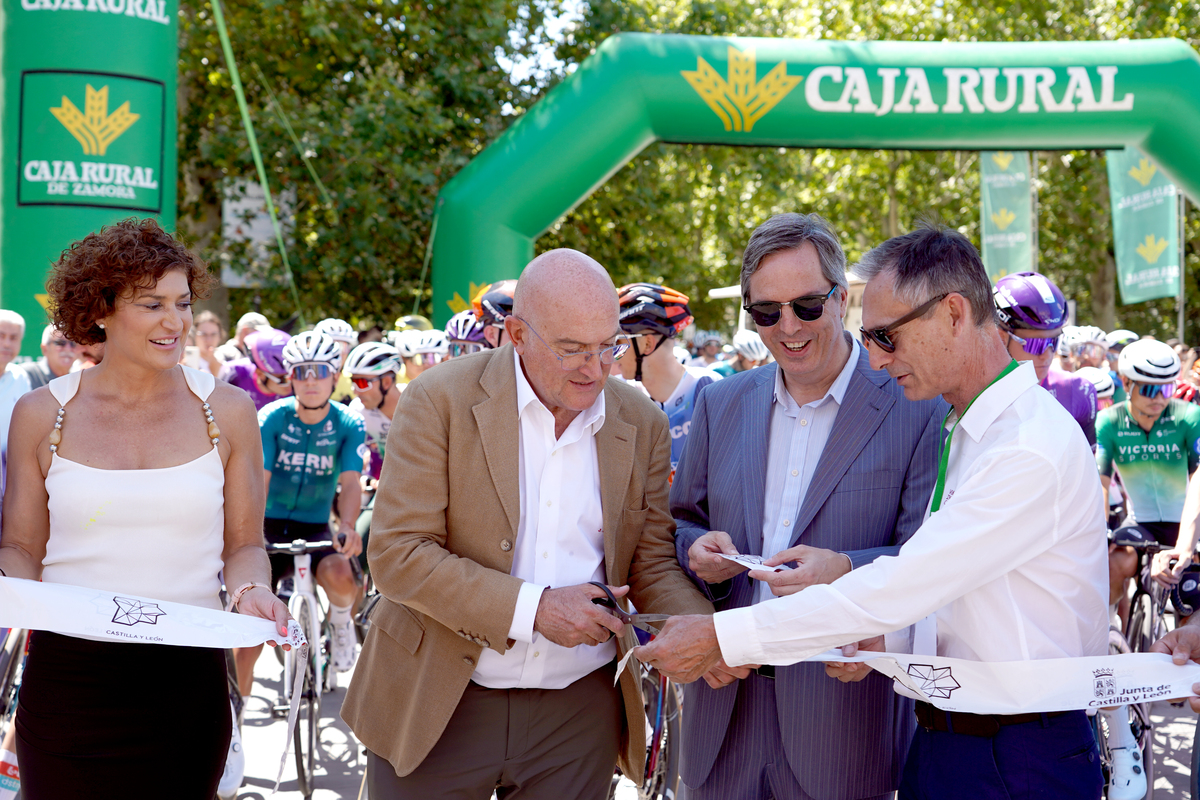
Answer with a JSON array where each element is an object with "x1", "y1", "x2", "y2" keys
[{"x1": 1151, "y1": 701, "x2": 1197, "y2": 797}]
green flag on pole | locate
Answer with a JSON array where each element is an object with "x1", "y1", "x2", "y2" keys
[
  {"x1": 1107, "y1": 148, "x2": 1181, "y2": 305},
  {"x1": 980, "y1": 151, "x2": 1034, "y2": 282}
]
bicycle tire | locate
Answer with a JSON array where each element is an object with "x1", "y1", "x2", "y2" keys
[
  {"x1": 608, "y1": 664, "x2": 680, "y2": 800},
  {"x1": 292, "y1": 597, "x2": 319, "y2": 800}
]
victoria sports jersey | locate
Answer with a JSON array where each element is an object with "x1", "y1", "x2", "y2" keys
[
  {"x1": 1096, "y1": 399, "x2": 1200, "y2": 523},
  {"x1": 260, "y1": 398, "x2": 366, "y2": 523},
  {"x1": 1040, "y1": 367, "x2": 1098, "y2": 447}
]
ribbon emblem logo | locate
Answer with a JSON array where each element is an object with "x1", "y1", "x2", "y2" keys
[
  {"x1": 50, "y1": 84, "x2": 140, "y2": 157},
  {"x1": 682, "y1": 46, "x2": 802, "y2": 132},
  {"x1": 1093, "y1": 668, "x2": 1116, "y2": 699},
  {"x1": 111, "y1": 596, "x2": 166, "y2": 626},
  {"x1": 907, "y1": 663, "x2": 961, "y2": 699}
]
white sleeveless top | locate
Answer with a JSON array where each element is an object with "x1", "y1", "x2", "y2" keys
[{"x1": 41, "y1": 366, "x2": 226, "y2": 611}]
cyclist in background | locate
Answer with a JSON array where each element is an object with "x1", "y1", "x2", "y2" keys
[
  {"x1": 444, "y1": 309, "x2": 488, "y2": 359},
  {"x1": 314, "y1": 318, "x2": 358, "y2": 403},
  {"x1": 616, "y1": 283, "x2": 722, "y2": 483},
  {"x1": 994, "y1": 272, "x2": 1097, "y2": 446},
  {"x1": 730, "y1": 329, "x2": 770, "y2": 372},
  {"x1": 233, "y1": 331, "x2": 366, "y2": 701},
  {"x1": 390, "y1": 328, "x2": 449, "y2": 381},
  {"x1": 345, "y1": 341, "x2": 402, "y2": 567},
  {"x1": 472, "y1": 279, "x2": 516, "y2": 348},
  {"x1": 389, "y1": 315, "x2": 433, "y2": 385},
  {"x1": 1077, "y1": 366, "x2": 1116, "y2": 412},
  {"x1": 688, "y1": 330, "x2": 728, "y2": 372},
  {"x1": 1106, "y1": 329, "x2": 1138, "y2": 403},
  {"x1": 218, "y1": 328, "x2": 293, "y2": 411}
]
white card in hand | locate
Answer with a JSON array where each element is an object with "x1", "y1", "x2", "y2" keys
[{"x1": 718, "y1": 553, "x2": 793, "y2": 572}]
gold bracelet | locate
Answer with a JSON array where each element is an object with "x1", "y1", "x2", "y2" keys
[{"x1": 231, "y1": 582, "x2": 269, "y2": 610}]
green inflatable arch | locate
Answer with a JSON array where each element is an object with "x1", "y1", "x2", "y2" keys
[{"x1": 430, "y1": 34, "x2": 1200, "y2": 321}]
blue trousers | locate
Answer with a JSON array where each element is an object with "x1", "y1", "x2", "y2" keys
[{"x1": 898, "y1": 710, "x2": 1102, "y2": 800}]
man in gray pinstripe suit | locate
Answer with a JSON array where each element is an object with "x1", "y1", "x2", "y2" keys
[{"x1": 669, "y1": 213, "x2": 946, "y2": 800}]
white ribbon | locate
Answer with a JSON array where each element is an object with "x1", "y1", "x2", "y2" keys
[
  {"x1": 810, "y1": 648, "x2": 1200, "y2": 715},
  {"x1": 0, "y1": 577, "x2": 307, "y2": 792}
]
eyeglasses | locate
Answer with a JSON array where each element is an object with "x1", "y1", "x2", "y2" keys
[
  {"x1": 448, "y1": 342, "x2": 486, "y2": 358},
  {"x1": 744, "y1": 286, "x2": 838, "y2": 327},
  {"x1": 406, "y1": 353, "x2": 443, "y2": 366},
  {"x1": 351, "y1": 376, "x2": 378, "y2": 390},
  {"x1": 290, "y1": 363, "x2": 334, "y2": 381},
  {"x1": 1135, "y1": 381, "x2": 1175, "y2": 399},
  {"x1": 48, "y1": 339, "x2": 73, "y2": 348},
  {"x1": 1005, "y1": 330, "x2": 1060, "y2": 357},
  {"x1": 515, "y1": 316, "x2": 630, "y2": 371},
  {"x1": 860, "y1": 294, "x2": 952, "y2": 353}
]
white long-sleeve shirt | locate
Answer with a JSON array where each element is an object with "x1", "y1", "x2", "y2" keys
[
  {"x1": 716, "y1": 360, "x2": 1109, "y2": 667},
  {"x1": 471, "y1": 350, "x2": 613, "y2": 689}
]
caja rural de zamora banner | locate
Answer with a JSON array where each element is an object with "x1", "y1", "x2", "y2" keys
[
  {"x1": 980, "y1": 151, "x2": 1034, "y2": 282},
  {"x1": 1106, "y1": 147, "x2": 1182, "y2": 305}
]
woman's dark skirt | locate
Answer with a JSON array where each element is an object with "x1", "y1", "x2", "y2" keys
[{"x1": 15, "y1": 631, "x2": 231, "y2": 799}]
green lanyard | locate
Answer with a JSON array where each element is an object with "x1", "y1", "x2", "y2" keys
[{"x1": 930, "y1": 360, "x2": 1020, "y2": 514}]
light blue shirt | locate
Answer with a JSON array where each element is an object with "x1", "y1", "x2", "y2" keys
[{"x1": 756, "y1": 339, "x2": 860, "y2": 604}]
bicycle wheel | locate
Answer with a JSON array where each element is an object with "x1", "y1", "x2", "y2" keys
[
  {"x1": 0, "y1": 629, "x2": 27, "y2": 742},
  {"x1": 292, "y1": 598, "x2": 320, "y2": 800}
]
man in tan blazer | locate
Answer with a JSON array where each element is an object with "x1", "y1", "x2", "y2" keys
[{"x1": 342, "y1": 249, "x2": 713, "y2": 799}]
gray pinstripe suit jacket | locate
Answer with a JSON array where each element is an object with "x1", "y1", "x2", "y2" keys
[{"x1": 671, "y1": 344, "x2": 947, "y2": 799}]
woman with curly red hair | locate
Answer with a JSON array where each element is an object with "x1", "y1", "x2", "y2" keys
[{"x1": 0, "y1": 218, "x2": 289, "y2": 798}]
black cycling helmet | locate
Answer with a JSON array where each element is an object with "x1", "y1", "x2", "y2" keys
[{"x1": 473, "y1": 280, "x2": 517, "y2": 327}]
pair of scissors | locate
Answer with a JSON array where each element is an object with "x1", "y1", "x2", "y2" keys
[{"x1": 588, "y1": 581, "x2": 672, "y2": 636}]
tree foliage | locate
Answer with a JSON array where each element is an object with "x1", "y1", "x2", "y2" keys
[
  {"x1": 177, "y1": 0, "x2": 547, "y2": 329},
  {"x1": 539, "y1": 0, "x2": 1200, "y2": 340}
]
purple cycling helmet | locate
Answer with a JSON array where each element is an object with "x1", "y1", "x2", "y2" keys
[
  {"x1": 993, "y1": 271, "x2": 1067, "y2": 331},
  {"x1": 247, "y1": 328, "x2": 291, "y2": 376},
  {"x1": 445, "y1": 309, "x2": 487, "y2": 343}
]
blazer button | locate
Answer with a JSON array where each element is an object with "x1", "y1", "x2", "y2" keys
[
  {"x1": 500, "y1": 539, "x2": 512, "y2": 552},
  {"x1": 463, "y1": 656, "x2": 475, "y2": 666}
]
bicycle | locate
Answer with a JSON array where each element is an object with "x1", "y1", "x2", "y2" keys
[
  {"x1": 606, "y1": 661, "x2": 681, "y2": 800},
  {"x1": 264, "y1": 538, "x2": 342, "y2": 800},
  {"x1": 0, "y1": 626, "x2": 28, "y2": 797}
]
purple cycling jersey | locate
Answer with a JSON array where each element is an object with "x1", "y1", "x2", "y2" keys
[
  {"x1": 1040, "y1": 366, "x2": 1098, "y2": 447},
  {"x1": 217, "y1": 357, "x2": 287, "y2": 411}
]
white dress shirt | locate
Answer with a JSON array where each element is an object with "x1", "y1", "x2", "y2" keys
[
  {"x1": 716, "y1": 360, "x2": 1109, "y2": 666},
  {"x1": 756, "y1": 340, "x2": 860, "y2": 604},
  {"x1": 0, "y1": 362, "x2": 31, "y2": 453},
  {"x1": 472, "y1": 350, "x2": 614, "y2": 689}
]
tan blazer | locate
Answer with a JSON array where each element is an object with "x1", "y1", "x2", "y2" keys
[{"x1": 342, "y1": 345, "x2": 713, "y2": 780}]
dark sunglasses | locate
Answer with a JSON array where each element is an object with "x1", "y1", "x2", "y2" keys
[
  {"x1": 1135, "y1": 381, "x2": 1175, "y2": 399},
  {"x1": 744, "y1": 285, "x2": 838, "y2": 327},
  {"x1": 290, "y1": 363, "x2": 334, "y2": 381},
  {"x1": 860, "y1": 294, "x2": 950, "y2": 353},
  {"x1": 48, "y1": 339, "x2": 73, "y2": 348},
  {"x1": 351, "y1": 376, "x2": 378, "y2": 390},
  {"x1": 1005, "y1": 330, "x2": 1060, "y2": 357}
]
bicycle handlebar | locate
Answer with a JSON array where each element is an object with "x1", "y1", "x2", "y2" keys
[{"x1": 264, "y1": 533, "x2": 347, "y2": 556}]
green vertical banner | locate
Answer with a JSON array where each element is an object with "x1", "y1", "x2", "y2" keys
[
  {"x1": 1107, "y1": 147, "x2": 1180, "y2": 304},
  {"x1": 979, "y1": 151, "x2": 1034, "y2": 282},
  {"x1": 2, "y1": 0, "x2": 177, "y2": 353}
]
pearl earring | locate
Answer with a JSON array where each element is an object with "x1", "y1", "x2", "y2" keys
[{"x1": 98, "y1": 323, "x2": 105, "y2": 330}]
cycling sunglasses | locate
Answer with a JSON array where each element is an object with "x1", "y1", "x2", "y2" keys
[
  {"x1": 744, "y1": 286, "x2": 837, "y2": 327},
  {"x1": 448, "y1": 342, "x2": 486, "y2": 358},
  {"x1": 351, "y1": 376, "x2": 378, "y2": 390},
  {"x1": 1005, "y1": 330, "x2": 1060, "y2": 356},
  {"x1": 407, "y1": 353, "x2": 443, "y2": 366},
  {"x1": 1135, "y1": 381, "x2": 1175, "y2": 399},
  {"x1": 860, "y1": 294, "x2": 950, "y2": 353},
  {"x1": 290, "y1": 363, "x2": 334, "y2": 381},
  {"x1": 260, "y1": 371, "x2": 288, "y2": 385}
]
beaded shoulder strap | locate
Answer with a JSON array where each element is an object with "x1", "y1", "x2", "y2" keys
[{"x1": 47, "y1": 367, "x2": 220, "y2": 456}]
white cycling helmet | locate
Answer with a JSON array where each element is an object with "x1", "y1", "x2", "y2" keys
[
  {"x1": 345, "y1": 342, "x2": 400, "y2": 377},
  {"x1": 1105, "y1": 329, "x2": 1139, "y2": 350},
  {"x1": 282, "y1": 331, "x2": 342, "y2": 370},
  {"x1": 1117, "y1": 339, "x2": 1181, "y2": 384},
  {"x1": 673, "y1": 346, "x2": 690, "y2": 365},
  {"x1": 394, "y1": 329, "x2": 449, "y2": 359},
  {"x1": 314, "y1": 318, "x2": 357, "y2": 345},
  {"x1": 733, "y1": 329, "x2": 769, "y2": 362},
  {"x1": 1075, "y1": 366, "x2": 1115, "y2": 399}
]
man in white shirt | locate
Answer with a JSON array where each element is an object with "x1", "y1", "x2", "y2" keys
[
  {"x1": 342, "y1": 249, "x2": 713, "y2": 799},
  {"x1": 0, "y1": 310, "x2": 31, "y2": 527},
  {"x1": 636, "y1": 225, "x2": 1109, "y2": 800}
]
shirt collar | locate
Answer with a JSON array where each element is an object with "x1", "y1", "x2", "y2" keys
[
  {"x1": 772, "y1": 337, "x2": 861, "y2": 413},
  {"x1": 957, "y1": 360, "x2": 1038, "y2": 442},
  {"x1": 513, "y1": 349, "x2": 606, "y2": 434}
]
